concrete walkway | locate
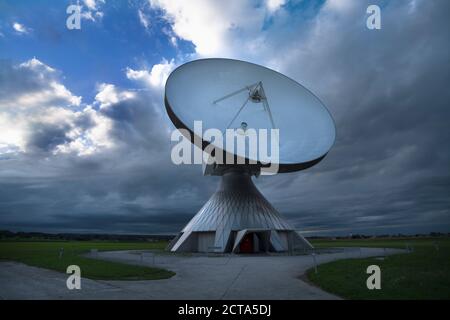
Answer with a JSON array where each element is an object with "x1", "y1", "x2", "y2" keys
[{"x1": 0, "y1": 247, "x2": 404, "y2": 300}]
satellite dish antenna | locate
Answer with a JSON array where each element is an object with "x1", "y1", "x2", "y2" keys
[{"x1": 165, "y1": 58, "x2": 335, "y2": 253}]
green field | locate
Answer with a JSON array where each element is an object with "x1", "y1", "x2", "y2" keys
[
  {"x1": 308, "y1": 238, "x2": 450, "y2": 300},
  {"x1": 0, "y1": 241, "x2": 175, "y2": 280}
]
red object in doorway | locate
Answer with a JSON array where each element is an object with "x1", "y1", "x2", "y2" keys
[{"x1": 239, "y1": 234, "x2": 253, "y2": 253}]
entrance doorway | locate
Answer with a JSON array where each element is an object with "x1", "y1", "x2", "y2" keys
[
  {"x1": 233, "y1": 229, "x2": 272, "y2": 253},
  {"x1": 239, "y1": 234, "x2": 254, "y2": 253}
]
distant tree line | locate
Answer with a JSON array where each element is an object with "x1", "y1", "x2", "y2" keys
[
  {"x1": 304, "y1": 232, "x2": 450, "y2": 240},
  {"x1": 1, "y1": 230, "x2": 449, "y2": 241},
  {"x1": 0, "y1": 230, "x2": 175, "y2": 242}
]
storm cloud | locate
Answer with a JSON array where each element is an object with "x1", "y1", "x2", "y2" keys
[{"x1": 0, "y1": 0, "x2": 449, "y2": 235}]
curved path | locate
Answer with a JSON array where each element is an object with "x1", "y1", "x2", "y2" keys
[{"x1": 0, "y1": 247, "x2": 404, "y2": 300}]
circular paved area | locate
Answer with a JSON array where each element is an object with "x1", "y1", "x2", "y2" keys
[{"x1": 0, "y1": 247, "x2": 404, "y2": 299}]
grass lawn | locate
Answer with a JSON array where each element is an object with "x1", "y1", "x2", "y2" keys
[
  {"x1": 307, "y1": 238, "x2": 450, "y2": 299},
  {"x1": 0, "y1": 241, "x2": 175, "y2": 280}
]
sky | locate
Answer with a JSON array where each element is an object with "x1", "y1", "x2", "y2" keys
[{"x1": 0, "y1": 0, "x2": 449, "y2": 236}]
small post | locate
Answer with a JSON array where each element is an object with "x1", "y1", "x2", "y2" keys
[
  {"x1": 434, "y1": 241, "x2": 439, "y2": 252},
  {"x1": 59, "y1": 247, "x2": 64, "y2": 259},
  {"x1": 311, "y1": 252, "x2": 318, "y2": 274},
  {"x1": 383, "y1": 247, "x2": 387, "y2": 257},
  {"x1": 90, "y1": 248, "x2": 98, "y2": 257}
]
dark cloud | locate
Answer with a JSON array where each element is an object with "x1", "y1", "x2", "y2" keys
[{"x1": 27, "y1": 123, "x2": 73, "y2": 152}]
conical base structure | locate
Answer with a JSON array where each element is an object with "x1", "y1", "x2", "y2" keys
[{"x1": 168, "y1": 169, "x2": 313, "y2": 253}]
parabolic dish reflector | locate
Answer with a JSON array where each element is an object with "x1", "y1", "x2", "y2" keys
[{"x1": 165, "y1": 58, "x2": 336, "y2": 173}]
